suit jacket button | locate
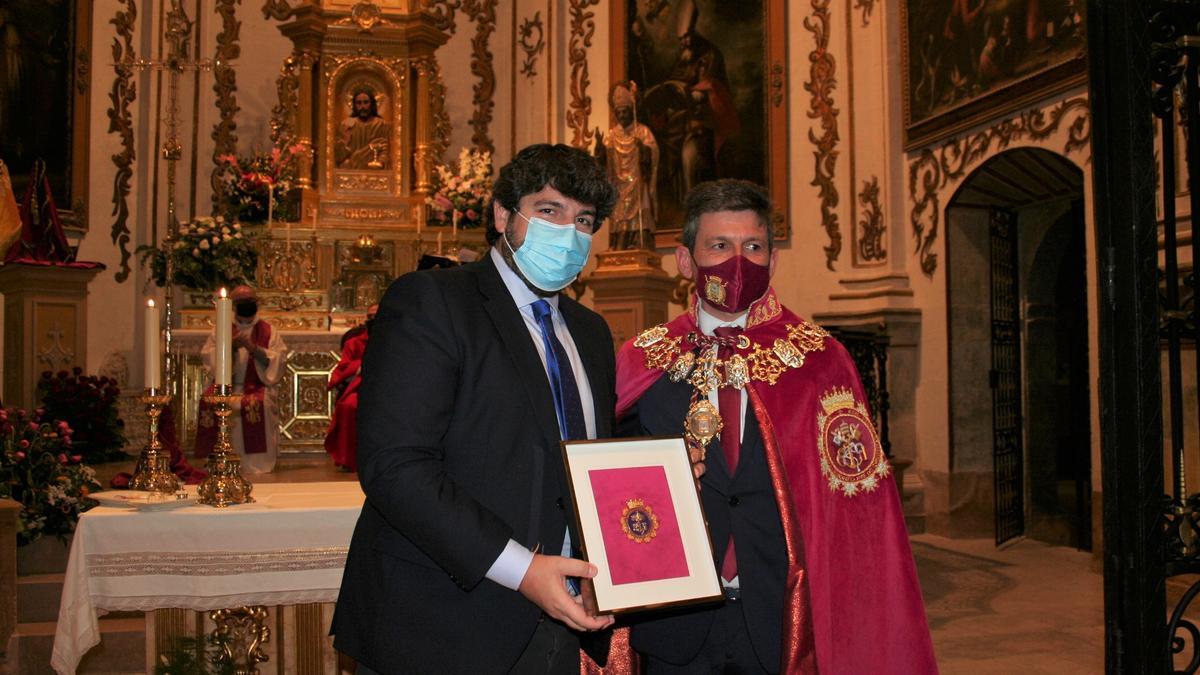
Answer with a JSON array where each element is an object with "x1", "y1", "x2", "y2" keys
[
  {"x1": 556, "y1": 497, "x2": 565, "y2": 510},
  {"x1": 729, "y1": 496, "x2": 740, "y2": 507}
]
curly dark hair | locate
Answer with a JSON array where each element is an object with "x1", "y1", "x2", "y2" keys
[
  {"x1": 487, "y1": 143, "x2": 618, "y2": 245},
  {"x1": 681, "y1": 179, "x2": 773, "y2": 253}
]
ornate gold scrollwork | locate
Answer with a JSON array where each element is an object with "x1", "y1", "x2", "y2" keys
[
  {"x1": 566, "y1": 0, "x2": 600, "y2": 150},
  {"x1": 210, "y1": 605, "x2": 270, "y2": 674},
  {"x1": 804, "y1": 0, "x2": 841, "y2": 271}
]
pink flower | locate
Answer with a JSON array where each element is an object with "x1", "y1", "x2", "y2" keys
[
  {"x1": 17, "y1": 439, "x2": 28, "y2": 448},
  {"x1": 14, "y1": 451, "x2": 24, "y2": 460},
  {"x1": 71, "y1": 455, "x2": 82, "y2": 463},
  {"x1": 58, "y1": 453, "x2": 68, "y2": 464},
  {"x1": 466, "y1": 209, "x2": 477, "y2": 220},
  {"x1": 27, "y1": 422, "x2": 37, "y2": 432}
]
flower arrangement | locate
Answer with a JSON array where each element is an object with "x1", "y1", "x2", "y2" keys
[
  {"x1": 217, "y1": 145, "x2": 305, "y2": 223},
  {"x1": 136, "y1": 216, "x2": 257, "y2": 290},
  {"x1": 0, "y1": 407, "x2": 100, "y2": 545},
  {"x1": 37, "y1": 368, "x2": 128, "y2": 464},
  {"x1": 426, "y1": 147, "x2": 493, "y2": 229}
]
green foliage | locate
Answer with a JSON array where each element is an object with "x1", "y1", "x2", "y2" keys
[{"x1": 154, "y1": 636, "x2": 236, "y2": 675}]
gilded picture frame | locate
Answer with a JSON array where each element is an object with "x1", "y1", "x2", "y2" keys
[
  {"x1": 610, "y1": 0, "x2": 789, "y2": 247},
  {"x1": 901, "y1": 0, "x2": 1087, "y2": 150},
  {"x1": 0, "y1": 0, "x2": 92, "y2": 232}
]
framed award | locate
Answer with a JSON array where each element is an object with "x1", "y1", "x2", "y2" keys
[{"x1": 561, "y1": 436, "x2": 723, "y2": 614}]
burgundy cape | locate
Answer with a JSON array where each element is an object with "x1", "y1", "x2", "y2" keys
[
  {"x1": 194, "y1": 320, "x2": 273, "y2": 457},
  {"x1": 324, "y1": 329, "x2": 368, "y2": 471},
  {"x1": 605, "y1": 289, "x2": 937, "y2": 674}
]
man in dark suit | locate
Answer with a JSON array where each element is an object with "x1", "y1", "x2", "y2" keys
[
  {"x1": 332, "y1": 144, "x2": 619, "y2": 674},
  {"x1": 614, "y1": 180, "x2": 936, "y2": 673}
]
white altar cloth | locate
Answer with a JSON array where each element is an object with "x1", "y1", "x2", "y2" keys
[{"x1": 51, "y1": 481, "x2": 364, "y2": 674}]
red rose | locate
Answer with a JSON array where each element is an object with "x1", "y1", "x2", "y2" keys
[
  {"x1": 14, "y1": 451, "x2": 24, "y2": 460},
  {"x1": 17, "y1": 440, "x2": 28, "y2": 448},
  {"x1": 58, "y1": 453, "x2": 68, "y2": 464},
  {"x1": 71, "y1": 454, "x2": 82, "y2": 463}
]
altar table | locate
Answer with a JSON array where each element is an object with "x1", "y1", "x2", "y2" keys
[{"x1": 51, "y1": 481, "x2": 364, "y2": 674}]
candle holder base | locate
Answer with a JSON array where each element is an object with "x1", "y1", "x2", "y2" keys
[
  {"x1": 129, "y1": 393, "x2": 182, "y2": 494},
  {"x1": 197, "y1": 393, "x2": 254, "y2": 508}
]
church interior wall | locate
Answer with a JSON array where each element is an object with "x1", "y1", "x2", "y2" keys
[{"x1": 38, "y1": 0, "x2": 1114, "y2": 548}]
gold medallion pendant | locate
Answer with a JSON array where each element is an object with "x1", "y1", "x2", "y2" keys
[
  {"x1": 621, "y1": 498, "x2": 660, "y2": 543},
  {"x1": 684, "y1": 398, "x2": 723, "y2": 449}
]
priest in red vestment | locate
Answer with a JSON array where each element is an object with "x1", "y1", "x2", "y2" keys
[
  {"x1": 194, "y1": 285, "x2": 289, "y2": 474},
  {"x1": 605, "y1": 180, "x2": 937, "y2": 674},
  {"x1": 325, "y1": 305, "x2": 376, "y2": 472}
]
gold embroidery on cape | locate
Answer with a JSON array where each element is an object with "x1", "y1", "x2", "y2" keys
[{"x1": 746, "y1": 292, "x2": 782, "y2": 328}]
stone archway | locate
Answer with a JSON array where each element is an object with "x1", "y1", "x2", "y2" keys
[{"x1": 944, "y1": 147, "x2": 1089, "y2": 549}]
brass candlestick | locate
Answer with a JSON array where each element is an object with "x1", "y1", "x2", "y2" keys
[
  {"x1": 130, "y1": 391, "x2": 182, "y2": 493},
  {"x1": 197, "y1": 387, "x2": 254, "y2": 507}
]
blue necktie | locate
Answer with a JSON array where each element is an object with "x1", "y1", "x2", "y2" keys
[{"x1": 531, "y1": 300, "x2": 587, "y2": 441}]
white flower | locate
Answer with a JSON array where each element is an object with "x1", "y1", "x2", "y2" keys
[
  {"x1": 215, "y1": 216, "x2": 225, "y2": 224},
  {"x1": 234, "y1": 232, "x2": 242, "y2": 239},
  {"x1": 233, "y1": 222, "x2": 241, "y2": 231},
  {"x1": 192, "y1": 247, "x2": 202, "y2": 257},
  {"x1": 199, "y1": 240, "x2": 210, "y2": 250},
  {"x1": 197, "y1": 227, "x2": 208, "y2": 235},
  {"x1": 210, "y1": 236, "x2": 220, "y2": 246},
  {"x1": 223, "y1": 234, "x2": 232, "y2": 242}
]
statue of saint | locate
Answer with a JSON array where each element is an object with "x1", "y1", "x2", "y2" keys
[
  {"x1": 595, "y1": 81, "x2": 659, "y2": 250},
  {"x1": 336, "y1": 87, "x2": 390, "y2": 170}
]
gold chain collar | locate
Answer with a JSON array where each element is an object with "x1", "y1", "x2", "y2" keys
[{"x1": 633, "y1": 320, "x2": 831, "y2": 394}]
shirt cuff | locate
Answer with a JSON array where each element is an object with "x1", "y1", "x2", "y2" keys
[{"x1": 485, "y1": 538, "x2": 536, "y2": 591}]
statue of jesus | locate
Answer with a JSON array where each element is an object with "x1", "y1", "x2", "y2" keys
[{"x1": 336, "y1": 87, "x2": 390, "y2": 170}]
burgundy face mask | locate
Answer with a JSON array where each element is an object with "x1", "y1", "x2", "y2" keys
[{"x1": 695, "y1": 255, "x2": 770, "y2": 314}]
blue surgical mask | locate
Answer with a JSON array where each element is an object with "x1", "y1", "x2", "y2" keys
[{"x1": 503, "y1": 211, "x2": 593, "y2": 292}]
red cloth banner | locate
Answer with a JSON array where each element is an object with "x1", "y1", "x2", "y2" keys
[{"x1": 588, "y1": 465, "x2": 690, "y2": 586}]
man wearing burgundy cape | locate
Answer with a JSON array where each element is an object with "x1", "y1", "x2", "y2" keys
[
  {"x1": 194, "y1": 285, "x2": 289, "y2": 474},
  {"x1": 613, "y1": 180, "x2": 936, "y2": 674},
  {"x1": 324, "y1": 304, "x2": 377, "y2": 472}
]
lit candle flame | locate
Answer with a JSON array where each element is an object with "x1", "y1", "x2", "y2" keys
[
  {"x1": 147, "y1": 298, "x2": 155, "y2": 308},
  {"x1": 219, "y1": 287, "x2": 227, "y2": 298}
]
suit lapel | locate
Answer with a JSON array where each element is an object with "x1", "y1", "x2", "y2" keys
[
  {"x1": 559, "y1": 298, "x2": 612, "y2": 437},
  {"x1": 476, "y1": 256, "x2": 561, "y2": 452}
]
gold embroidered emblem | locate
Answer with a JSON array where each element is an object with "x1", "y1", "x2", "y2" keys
[
  {"x1": 687, "y1": 346, "x2": 722, "y2": 396},
  {"x1": 773, "y1": 338, "x2": 805, "y2": 369},
  {"x1": 816, "y1": 387, "x2": 890, "y2": 497},
  {"x1": 621, "y1": 499, "x2": 660, "y2": 543},
  {"x1": 704, "y1": 276, "x2": 727, "y2": 305},
  {"x1": 635, "y1": 325, "x2": 669, "y2": 348},
  {"x1": 642, "y1": 335, "x2": 682, "y2": 371},
  {"x1": 724, "y1": 354, "x2": 749, "y2": 390},
  {"x1": 243, "y1": 398, "x2": 263, "y2": 424},
  {"x1": 684, "y1": 398, "x2": 723, "y2": 448},
  {"x1": 668, "y1": 351, "x2": 697, "y2": 382}
]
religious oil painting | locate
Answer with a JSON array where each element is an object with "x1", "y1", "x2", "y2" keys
[
  {"x1": 902, "y1": 0, "x2": 1087, "y2": 149},
  {"x1": 0, "y1": 0, "x2": 77, "y2": 215},
  {"x1": 614, "y1": 0, "x2": 788, "y2": 243}
]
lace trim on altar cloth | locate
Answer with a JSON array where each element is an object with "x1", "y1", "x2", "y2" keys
[{"x1": 87, "y1": 546, "x2": 349, "y2": 577}]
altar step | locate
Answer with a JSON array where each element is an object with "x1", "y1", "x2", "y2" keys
[{"x1": 5, "y1": 616, "x2": 144, "y2": 674}]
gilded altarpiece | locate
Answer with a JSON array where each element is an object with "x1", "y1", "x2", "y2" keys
[{"x1": 177, "y1": 2, "x2": 480, "y2": 455}]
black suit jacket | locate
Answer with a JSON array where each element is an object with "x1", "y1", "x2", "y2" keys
[
  {"x1": 622, "y1": 375, "x2": 787, "y2": 672},
  {"x1": 331, "y1": 255, "x2": 616, "y2": 674}
]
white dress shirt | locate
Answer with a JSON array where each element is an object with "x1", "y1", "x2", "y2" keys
[{"x1": 484, "y1": 247, "x2": 596, "y2": 590}]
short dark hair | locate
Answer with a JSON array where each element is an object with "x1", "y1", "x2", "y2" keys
[
  {"x1": 487, "y1": 143, "x2": 617, "y2": 245},
  {"x1": 681, "y1": 179, "x2": 773, "y2": 252}
]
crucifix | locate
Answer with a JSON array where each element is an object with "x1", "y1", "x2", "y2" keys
[{"x1": 124, "y1": 0, "x2": 220, "y2": 398}]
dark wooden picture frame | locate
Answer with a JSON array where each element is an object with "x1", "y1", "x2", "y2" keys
[
  {"x1": 0, "y1": 0, "x2": 92, "y2": 232},
  {"x1": 901, "y1": 0, "x2": 1086, "y2": 150},
  {"x1": 609, "y1": 0, "x2": 789, "y2": 248}
]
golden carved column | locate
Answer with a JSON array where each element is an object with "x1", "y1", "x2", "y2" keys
[
  {"x1": 0, "y1": 264, "x2": 102, "y2": 409},
  {"x1": 588, "y1": 251, "x2": 676, "y2": 351}
]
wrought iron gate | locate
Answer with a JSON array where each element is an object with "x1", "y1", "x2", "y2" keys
[{"x1": 990, "y1": 208, "x2": 1025, "y2": 546}]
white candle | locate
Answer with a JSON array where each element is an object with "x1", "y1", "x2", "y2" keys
[
  {"x1": 452, "y1": 210, "x2": 458, "y2": 239},
  {"x1": 437, "y1": 231, "x2": 443, "y2": 255},
  {"x1": 215, "y1": 288, "x2": 232, "y2": 387},
  {"x1": 145, "y1": 299, "x2": 161, "y2": 390}
]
